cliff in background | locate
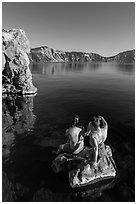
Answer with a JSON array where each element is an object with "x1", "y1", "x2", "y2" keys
[
  {"x1": 106, "y1": 49, "x2": 135, "y2": 63},
  {"x1": 30, "y1": 46, "x2": 135, "y2": 63},
  {"x1": 30, "y1": 46, "x2": 106, "y2": 63},
  {"x1": 2, "y1": 29, "x2": 37, "y2": 95}
]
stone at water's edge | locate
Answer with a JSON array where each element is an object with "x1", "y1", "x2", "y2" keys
[
  {"x1": 2, "y1": 29, "x2": 37, "y2": 95},
  {"x1": 52, "y1": 144, "x2": 116, "y2": 188}
]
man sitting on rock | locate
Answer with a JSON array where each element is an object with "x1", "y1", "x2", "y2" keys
[
  {"x1": 56, "y1": 126, "x2": 85, "y2": 155},
  {"x1": 85, "y1": 115, "x2": 108, "y2": 165}
]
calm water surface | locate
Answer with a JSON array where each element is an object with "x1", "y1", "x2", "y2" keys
[{"x1": 2, "y1": 62, "x2": 135, "y2": 201}]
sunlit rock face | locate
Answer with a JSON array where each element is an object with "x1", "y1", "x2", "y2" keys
[{"x1": 2, "y1": 29, "x2": 37, "y2": 95}]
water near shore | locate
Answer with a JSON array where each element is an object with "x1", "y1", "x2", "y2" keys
[{"x1": 2, "y1": 62, "x2": 135, "y2": 201}]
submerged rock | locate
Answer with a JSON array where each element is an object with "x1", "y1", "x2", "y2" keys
[
  {"x1": 52, "y1": 143, "x2": 116, "y2": 188},
  {"x1": 2, "y1": 29, "x2": 37, "y2": 95}
]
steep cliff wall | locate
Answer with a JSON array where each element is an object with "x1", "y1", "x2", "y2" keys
[
  {"x1": 2, "y1": 29, "x2": 37, "y2": 95},
  {"x1": 30, "y1": 46, "x2": 106, "y2": 63},
  {"x1": 30, "y1": 46, "x2": 134, "y2": 63}
]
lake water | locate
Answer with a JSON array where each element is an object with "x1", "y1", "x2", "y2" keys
[{"x1": 2, "y1": 62, "x2": 135, "y2": 201}]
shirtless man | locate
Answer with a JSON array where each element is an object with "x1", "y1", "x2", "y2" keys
[
  {"x1": 56, "y1": 126, "x2": 84, "y2": 155},
  {"x1": 86, "y1": 116, "x2": 108, "y2": 165}
]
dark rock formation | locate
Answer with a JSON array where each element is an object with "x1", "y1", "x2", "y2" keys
[
  {"x1": 52, "y1": 143, "x2": 116, "y2": 188},
  {"x1": 30, "y1": 46, "x2": 135, "y2": 63},
  {"x1": 2, "y1": 29, "x2": 37, "y2": 95}
]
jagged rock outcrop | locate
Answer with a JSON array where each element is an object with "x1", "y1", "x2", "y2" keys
[
  {"x1": 30, "y1": 46, "x2": 134, "y2": 63},
  {"x1": 2, "y1": 29, "x2": 37, "y2": 95},
  {"x1": 52, "y1": 143, "x2": 116, "y2": 188}
]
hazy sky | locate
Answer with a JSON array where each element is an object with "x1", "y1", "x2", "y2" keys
[{"x1": 2, "y1": 2, "x2": 135, "y2": 56}]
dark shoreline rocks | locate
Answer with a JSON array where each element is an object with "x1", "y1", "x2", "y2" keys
[{"x1": 2, "y1": 29, "x2": 37, "y2": 95}]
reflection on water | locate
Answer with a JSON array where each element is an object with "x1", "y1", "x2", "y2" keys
[
  {"x1": 2, "y1": 95, "x2": 36, "y2": 158},
  {"x1": 30, "y1": 62, "x2": 103, "y2": 76},
  {"x1": 116, "y1": 63, "x2": 135, "y2": 75},
  {"x1": 2, "y1": 95, "x2": 36, "y2": 201},
  {"x1": 30, "y1": 62, "x2": 134, "y2": 77},
  {"x1": 3, "y1": 62, "x2": 135, "y2": 201},
  {"x1": 88, "y1": 62, "x2": 101, "y2": 71}
]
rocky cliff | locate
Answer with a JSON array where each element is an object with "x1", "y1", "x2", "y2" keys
[
  {"x1": 30, "y1": 46, "x2": 135, "y2": 63},
  {"x1": 30, "y1": 46, "x2": 107, "y2": 63},
  {"x1": 107, "y1": 49, "x2": 135, "y2": 63},
  {"x1": 2, "y1": 29, "x2": 37, "y2": 95}
]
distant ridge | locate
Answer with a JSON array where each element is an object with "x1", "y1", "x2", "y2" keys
[{"x1": 30, "y1": 46, "x2": 135, "y2": 63}]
